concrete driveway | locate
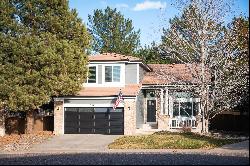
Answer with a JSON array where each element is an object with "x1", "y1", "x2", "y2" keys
[{"x1": 27, "y1": 134, "x2": 122, "y2": 153}]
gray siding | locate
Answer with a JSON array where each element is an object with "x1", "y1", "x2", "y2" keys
[
  {"x1": 98, "y1": 65, "x2": 102, "y2": 84},
  {"x1": 64, "y1": 99, "x2": 114, "y2": 105},
  {"x1": 139, "y1": 66, "x2": 146, "y2": 83},
  {"x1": 136, "y1": 90, "x2": 145, "y2": 128},
  {"x1": 125, "y1": 64, "x2": 137, "y2": 84}
]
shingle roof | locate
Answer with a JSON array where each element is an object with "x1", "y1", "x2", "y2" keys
[
  {"x1": 76, "y1": 84, "x2": 142, "y2": 97},
  {"x1": 89, "y1": 53, "x2": 141, "y2": 62},
  {"x1": 142, "y1": 63, "x2": 210, "y2": 85}
]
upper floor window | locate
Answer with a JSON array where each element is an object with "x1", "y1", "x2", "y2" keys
[
  {"x1": 87, "y1": 66, "x2": 97, "y2": 83},
  {"x1": 105, "y1": 66, "x2": 121, "y2": 82}
]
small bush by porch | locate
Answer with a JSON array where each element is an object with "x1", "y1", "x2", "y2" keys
[{"x1": 108, "y1": 131, "x2": 245, "y2": 149}]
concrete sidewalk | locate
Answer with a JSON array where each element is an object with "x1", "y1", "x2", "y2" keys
[{"x1": 208, "y1": 140, "x2": 249, "y2": 156}]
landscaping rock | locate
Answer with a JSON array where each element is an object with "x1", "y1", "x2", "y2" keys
[{"x1": 0, "y1": 131, "x2": 53, "y2": 152}]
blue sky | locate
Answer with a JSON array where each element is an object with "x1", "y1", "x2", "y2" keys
[{"x1": 69, "y1": 0, "x2": 249, "y2": 47}]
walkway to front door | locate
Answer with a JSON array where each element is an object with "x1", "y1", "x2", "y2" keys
[{"x1": 27, "y1": 134, "x2": 121, "y2": 153}]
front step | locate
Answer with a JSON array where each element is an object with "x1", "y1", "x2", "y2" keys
[
  {"x1": 136, "y1": 123, "x2": 161, "y2": 135},
  {"x1": 142, "y1": 123, "x2": 158, "y2": 130},
  {"x1": 135, "y1": 129, "x2": 162, "y2": 135}
]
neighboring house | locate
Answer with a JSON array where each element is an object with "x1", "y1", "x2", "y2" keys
[{"x1": 53, "y1": 53, "x2": 203, "y2": 135}]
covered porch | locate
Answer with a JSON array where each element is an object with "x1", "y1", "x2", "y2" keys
[{"x1": 136, "y1": 86, "x2": 203, "y2": 134}]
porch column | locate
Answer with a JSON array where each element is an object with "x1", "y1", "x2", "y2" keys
[
  {"x1": 169, "y1": 96, "x2": 173, "y2": 118},
  {"x1": 164, "y1": 88, "x2": 168, "y2": 115},
  {"x1": 160, "y1": 89, "x2": 164, "y2": 115}
]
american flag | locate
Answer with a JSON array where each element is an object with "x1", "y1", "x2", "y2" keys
[{"x1": 113, "y1": 91, "x2": 123, "y2": 110}]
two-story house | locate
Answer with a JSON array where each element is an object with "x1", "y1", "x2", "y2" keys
[{"x1": 53, "y1": 53, "x2": 203, "y2": 135}]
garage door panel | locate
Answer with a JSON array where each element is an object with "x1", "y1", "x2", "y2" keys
[
  {"x1": 110, "y1": 112, "x2": 123, "y2": 115},
  {"x1": 79, "y1": 113, "x2": 93, "y2": 119},
  {"x1": 79, "y1": 119, "x2": 93, "y2": 123},
  {"x1": 109, "y1": 118, "x2": 123, "y2": 122},
  {"x1": 109, "y1": 121, "x2": 123, "y2": 126},
  {"x1": 65, "y1": 117, "x2": 78, "y2": 122},
  {"x1": 64, "y1": 107, "x2": 124, "y2": 134},
  {"x1": 110, "y1": 114, "x2": 123, "y2": 118},
  {"x1": 65, "y1": 113, "x2": 78, "y2": 118},
  {"x1": 95, "y1": 122, "x2": 109, "y2": 127},
  {"x1": 109, "y1": 128, "x2": 124, "y2": 135},
  {"x1": 79, "y1": 128, "x2": 93, "y2": 134},
  {"x1": 94, "y1": 128, "x2": 108, "y2": 134},
  {"x1": 94, "y1": 113, "x2": 108, "y2": 119},
  {"x1": 65, "y1": 121, "x2": 78, "y2": 127},
  {"x1": 79, "y1": 123, "x2": 93, "y2": 128},
  {"x1": 64, "y1": 127, "x2": 78, "y2": 134}
]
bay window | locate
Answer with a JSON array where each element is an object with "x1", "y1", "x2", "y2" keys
[{"x1": 172, "y1": 99, "x2": 200, "y2": 117}]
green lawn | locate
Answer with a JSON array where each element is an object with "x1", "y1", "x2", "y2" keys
[{"x1": 108, "y1": 131, "x2": 242, "y2": 149}]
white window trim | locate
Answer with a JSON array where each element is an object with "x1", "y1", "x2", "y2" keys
[
  {"x1": 102, "y1": 64, "x2": 125, "y2": 87},
  {"x1": 137, "y1": 64, "x2": 139, "y2": 84},
  {"x1": 175, "y1": 98, "x2": 200, "y2": 102},
  {"x1": 85, "y1": 64, "x2": 98, "y2": 85}
]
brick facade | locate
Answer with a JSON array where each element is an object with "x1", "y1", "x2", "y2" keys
[
  {"x1": 54, "y1": 100, "x2": 64, "y2": 135},
  {"x1": 124, "y1": 99, "x2": 136, "y2": 135},
  {"x1": 158, "y1": 114, "x2": 170, "y2": 130}
]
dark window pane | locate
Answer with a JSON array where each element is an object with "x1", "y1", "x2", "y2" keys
[
  {"x1": 110, "y1": 108, "x2": 123, "y2": 112},
  {"x1": 65, "y1": 108, "x2": 78, "y2": 112},
  {"x1": 180, "y1": 102, "x2": 192, "y2": 117},
  {"x1": 88, "y1": 66, "x2": 96, "y2": 83},
  {"x1": 95, "y1": 108, "x2": 108, "y2": 112},
  {"x1": 172, "y1": 120, "x2": 177, "y2": 127},
  {"x1": 105, "y1": 66, "x2": 112, "y2": 82},
  {"x1": 79, "y1": 108, "x2": 94, "y2": 112},
  {"x1": 173, "y1": 102, "x2": 179, "y2": 117},
  {"x1": 193, "y1": 102, "x2": 199, "y2": 116}
]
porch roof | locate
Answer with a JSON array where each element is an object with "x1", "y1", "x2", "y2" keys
[
  {"x1": 142, "y1": 63, "x2": 210, "y2": 85},
  {"x1": 76, "y1": 84, "x2": 142, "y2": 97}
]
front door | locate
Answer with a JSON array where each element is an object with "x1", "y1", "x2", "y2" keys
[{"x1": 147, "y1": 100, "x2": 156, "y2": 122}]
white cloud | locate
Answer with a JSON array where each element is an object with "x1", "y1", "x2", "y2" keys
[
  {"x1": 115, "y1": 3, "x2": 129, "y2": 9},
  {"x1": 133, "y1": 1, "x2": 167, "y2": 11}
]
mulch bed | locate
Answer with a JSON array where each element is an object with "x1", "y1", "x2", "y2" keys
[{"x1": 0, "y1": 131, "x2": 54, "y2": 152}]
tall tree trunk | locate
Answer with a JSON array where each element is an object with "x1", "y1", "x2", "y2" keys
[
  {"x1": 26, "y1": 110, "x2": 34, "y2": 134},
  {"x1": 204, "y1": 118, "x2": 209, "y2": 133},
  {"x1": 200, "y1": 42, "x2": 207, "y2": 133}
]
